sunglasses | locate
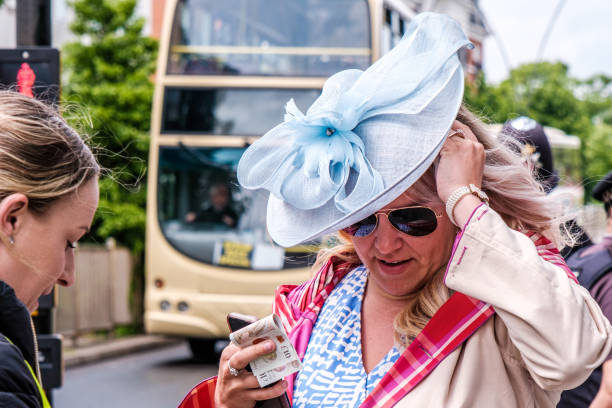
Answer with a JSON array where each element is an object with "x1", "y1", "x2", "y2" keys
[{"x1": 343, "y1": 206, "x2": 443, "y2": 238}]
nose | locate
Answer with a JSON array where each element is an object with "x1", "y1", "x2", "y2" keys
[
  {"x1": 58, "y1": 252, "x2": 76, "y2": 287},
  {"x1": 373, "y1": 215, "x2": 403, "y2": 255}
]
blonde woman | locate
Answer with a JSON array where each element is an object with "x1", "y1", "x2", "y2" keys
[
  {"x1": 0, "y1": 90, "x2": 99, "y2": 408},
  {"x1": 179, "y1": 13, "x2": 612, "y2": 408}
]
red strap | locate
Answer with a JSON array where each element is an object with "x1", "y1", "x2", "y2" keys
[{"x1": 361, "y1": 293, "x2": 495, "y2": 407}]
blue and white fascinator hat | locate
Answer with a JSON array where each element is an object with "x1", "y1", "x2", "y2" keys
[{"x1": 238, "y1": 12, "x2": 472, "y2": 247}]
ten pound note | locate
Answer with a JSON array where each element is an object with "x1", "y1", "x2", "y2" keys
[{"x1": 229, "y1": 314, "x2": 302, "y2": 387}]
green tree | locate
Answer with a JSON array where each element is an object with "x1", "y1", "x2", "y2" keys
[
  {"x1": 62, "y1": 0, "x2": 157, "y2": 325},
  {"x1": 62, "y1": 0, "x2": 157, "y2": 255},
  {"x1": 465, "y1": 62, "x2": 612, "y2": 199},
  {"x1": 584, "y1": 123, "x2": 612, "y2": 189},
  {"x1": 467, "y1": 62, "x2": 591, "y2": 136},
  {"x1": 579, "y1": 74, "x2": 612, "y2": 196},
  {"x1": 580, "y1": 74, "x2": 612, "y2": 125}
]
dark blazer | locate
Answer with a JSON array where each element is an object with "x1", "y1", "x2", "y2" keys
[{"x1": 0, "y1": 281, "x2": 42, "y2": 408}]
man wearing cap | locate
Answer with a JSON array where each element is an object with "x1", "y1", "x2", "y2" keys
[
  {"x1": 558, "y1": 171, "x2": 612, "y2": 408},
  {"x1": 501, "y1": 116, "x2": 593, "y2": 259}
]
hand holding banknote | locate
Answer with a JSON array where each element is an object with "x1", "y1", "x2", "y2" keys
[
  {"x1": 229, "y1": 314, "x2": 302, "y2": 388},
  {"x1": 215, "y1": 315, "x2": 293, "y2": 408}
]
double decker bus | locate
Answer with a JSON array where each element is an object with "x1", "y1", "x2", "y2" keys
[{"x1": 145, "y1": 0, "x2": 418, "y2": 359}]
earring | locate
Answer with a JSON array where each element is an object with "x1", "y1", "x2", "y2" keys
[{"x1": 8, "y1": 236, "x2": 14, "y2": 245}]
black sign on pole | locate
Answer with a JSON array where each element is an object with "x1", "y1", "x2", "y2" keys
[
  {"x1": 36, "y1": 334, "x2": 63, "y2": 389},
  {"x1": 16, "y1": 0, "x2": 52, "y2": 47},
  {"x1": 0, "y1": 48, "x2": 59, "y2": 104}
]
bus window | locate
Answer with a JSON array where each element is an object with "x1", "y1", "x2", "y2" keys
[
  {"x1": 391, "y1": 11, "x2": 402, "y2": 47},
  {"x1": 167, "y1": 0, "x2": 371, "y2": 76},
  {"x1": 157, "y1": 146, "x2": 317, "y2": 269},
  {"x1": 161, "y1": 87, "x2": 320, "y2": 135},
  {"x1": 382, "y1": 8, "x2": 392, "y2": 55}
]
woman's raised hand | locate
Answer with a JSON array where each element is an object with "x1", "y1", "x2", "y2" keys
[
  {"x1": 214, "y1": 340, "x2": 288, "y2": 408},
  {"x1": 435, "y1": 121, "x2": 485, "y2": 204}
]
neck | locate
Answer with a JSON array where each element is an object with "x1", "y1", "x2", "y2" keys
[
  {"x1": 363, "y1": 278, "x2": 416, "y2": 314},
  {"x1": 606, "y1": 217, "x2": 612, "y2": 235}
]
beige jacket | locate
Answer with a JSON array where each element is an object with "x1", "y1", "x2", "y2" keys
[{"x1": 395, "y1": 205, "x2": 612, "y2": 408}]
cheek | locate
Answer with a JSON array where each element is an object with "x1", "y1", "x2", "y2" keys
[
  {"x1": 39, "y1": 247, "x2": 67, "y2": 280},
  {"x1": 351, "y1": 238, "x2": 371, "y2": 263},
  {"x1": 416, "y1": 223, "x2": 456, "y2": 264},
  {"x1": 432, "y1": 222, "x2": 457, "y2": 261}
]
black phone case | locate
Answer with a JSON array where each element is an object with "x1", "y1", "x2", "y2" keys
[{"x1": 226, "y1": 313, "x2": 291, "y2": 408}]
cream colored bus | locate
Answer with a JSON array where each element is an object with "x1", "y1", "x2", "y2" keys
[{"x1": 145, "y1": 0, "x2": 417, "y2": 360}]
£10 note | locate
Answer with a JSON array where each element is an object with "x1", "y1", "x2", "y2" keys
[{"x1": 229, "y1": 314, "x2": 302, "y2": 387}]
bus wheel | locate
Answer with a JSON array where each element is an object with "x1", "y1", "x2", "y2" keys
[{"x1": 188, "y1": 338, "x2": 221, "y2": 363}]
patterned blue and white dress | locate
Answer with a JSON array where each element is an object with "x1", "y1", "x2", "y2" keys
[{"x1": 293, "y1": 265, "x2": 400, "y2": 408}]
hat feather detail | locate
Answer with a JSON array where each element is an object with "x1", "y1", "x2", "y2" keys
[{"x1": 237, "y1": 12, "x2": 471, "y2": 220}]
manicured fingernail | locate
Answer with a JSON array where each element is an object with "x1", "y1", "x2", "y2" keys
[{"x1": 264, "y1": 341, "x2": 275, "y2": 352}]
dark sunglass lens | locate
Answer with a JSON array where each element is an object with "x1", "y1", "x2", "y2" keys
[
  {"x1": 389, "y1": 208, "x2": 437, "y2": 236},
  {"x1": 346, "y1": 215, "x2": 377, "y2": 237}
]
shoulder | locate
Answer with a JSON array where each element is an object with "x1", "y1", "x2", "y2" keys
[
  {"x1": 0, "y1": 336, "x2": 41, "y2": 408},
  {"x1": 579, "y1": 242, "x2": 611, "y2": 258},
  {"x1": 568, "y1": 243, "x2": 612, "y2": 288}
]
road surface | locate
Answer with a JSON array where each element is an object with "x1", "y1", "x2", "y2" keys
[{"x1": 54, "y1": 342, "x2": 218, "y2": 408}]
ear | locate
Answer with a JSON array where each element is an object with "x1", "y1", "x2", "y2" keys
[{"x1": 0, "y1": 193, "x2": 29, "y2": 239}]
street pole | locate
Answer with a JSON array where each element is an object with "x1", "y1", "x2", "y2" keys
[
  {"x1": 16, "y1": 0, "x2": 51, "y2": 46},
  {"x1": 537, "y1": 0, "x2": 567, "y2": 61}
]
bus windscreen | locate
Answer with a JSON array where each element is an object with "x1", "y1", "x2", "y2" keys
[
  {"x1": 157, "y1": 146, "x2": 318, "y2": 269},
  {"x1": 167, "y1": 0, "x2": 371, "y2": 76}
]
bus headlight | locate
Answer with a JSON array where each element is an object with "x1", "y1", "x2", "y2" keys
[
  {"x1": 159, "y1": 300, "x2": 171, "y2": 311},
  {"x1": 177, "y1": 301, "x2": 189, "y2": 312}
]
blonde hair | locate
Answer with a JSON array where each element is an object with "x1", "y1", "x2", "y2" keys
[
  {"x1": 314, "y1": 104, "x2": 563, "y2": 349},
  {"x1": 0, "y1": 90, "x2": 99, "y2": 214}
]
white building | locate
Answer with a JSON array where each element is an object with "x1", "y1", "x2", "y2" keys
[
  {"x1": 0, "y1": 0, "x2": 152, "y2": 48},
  {"x1": 402, "y1": 0, "x2": 490, "y2": 82}
]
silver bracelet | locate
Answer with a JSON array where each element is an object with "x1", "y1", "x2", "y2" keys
[{"x1": 445, "y1": 184, "x2": 489, "y2": 226}]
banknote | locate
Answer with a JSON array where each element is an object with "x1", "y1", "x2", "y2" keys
[{"x1": 229, "y1": 314, "x2": 302, "y2": 387}]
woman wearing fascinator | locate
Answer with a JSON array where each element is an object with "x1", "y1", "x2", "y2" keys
[{"x1": 184, "y1": 13, "x2": 612, "y2": 408}]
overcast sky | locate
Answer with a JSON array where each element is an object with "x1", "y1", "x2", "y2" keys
[{"x1": 479, "y1": 0, "x2": 612, "y2": 83}]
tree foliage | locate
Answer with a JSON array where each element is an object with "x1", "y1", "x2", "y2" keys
[
  {"x1": 465, "y1": 62, "x2": 612, "y2": 201},
  {"x1": 466, "y1": 62, "x2": 591, "y2": 134},
  {"x1": 62, "y1": 0, "x2": 157, "y2": 254}
]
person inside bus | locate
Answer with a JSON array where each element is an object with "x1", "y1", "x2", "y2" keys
[
  {"x1": 185, "y1": 182, "x2": 237, "y2": 228},
  {"x1": 500, "y1": 116, "x2": 593, "y2": 259},
  {"x1": 198, "y1": 13, "x2": 611, "y2": 408},
  {"x1": 0, "y1": 90, "x2": 99, "y2": 408}
]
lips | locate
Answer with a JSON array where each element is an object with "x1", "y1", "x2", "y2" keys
[
  {"x1": 380, "y1": 259, "x2": 410, "y2": 266},
  {"x1": 376, "y1": 257, "x2": 413, "y2": 275}
]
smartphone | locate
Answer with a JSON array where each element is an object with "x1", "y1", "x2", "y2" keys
[{"x1": 226, "y1": 313, "x2": 292, "y2": 408}]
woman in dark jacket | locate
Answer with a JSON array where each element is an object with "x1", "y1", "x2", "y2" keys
[{"x1": 0, "y1": 90, "x2": 99, "y2": 407}]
